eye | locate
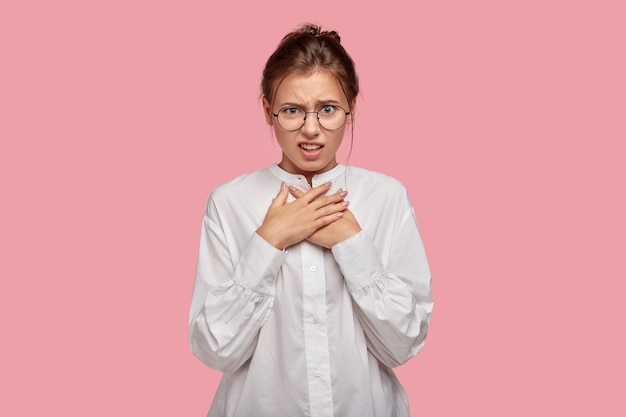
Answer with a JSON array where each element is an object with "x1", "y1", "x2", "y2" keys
[
  {"x1": 319, "y1": 105, "x2": 336, "y2": 115},
  {"x1": 280, "y1": 107, "x2": 302, "y2": 117}
]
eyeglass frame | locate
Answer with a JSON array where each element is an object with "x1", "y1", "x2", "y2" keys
[{"x1": 272, "y1": 105, "x2": 351, "y2": 132}]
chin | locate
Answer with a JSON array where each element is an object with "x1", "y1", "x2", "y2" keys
[{"x1": 298, "y1": 161, "x2": 331, "y2": 173}]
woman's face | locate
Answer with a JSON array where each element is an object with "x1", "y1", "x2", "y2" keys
[{"x1": 263, "y1": 70, "x2": 353, "y2": 183}]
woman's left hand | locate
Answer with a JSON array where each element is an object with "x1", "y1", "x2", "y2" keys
[{"x1": 289, "y1": 186, "x2": 361, "y2": 248}]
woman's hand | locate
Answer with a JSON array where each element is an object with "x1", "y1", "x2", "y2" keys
[
  {"x1": 288, "y1": 186, "x2": 361, "y2": 249},
  {"x1": 256, "y1": 182, "x2": 349, "y2": 250}
]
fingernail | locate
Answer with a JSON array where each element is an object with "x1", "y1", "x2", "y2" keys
[
  {"x1": 281, "y1": 182, "x2": 286, "y2": 191},
  {"x1": 323, "y1": 181, "x2": 332, "y2": 187},
  {"x1": 336, "y1": 212, "x2": 345, "y2": 217},
  {"x1": 288, "y1": 185, "x2": 297, "y2": 193},
  {"x1": 339, "y1": 189, "x2": 348, "y2": 197},
  {"x1": 342, "y1": 201, "x2": 350, "y2": 207}
]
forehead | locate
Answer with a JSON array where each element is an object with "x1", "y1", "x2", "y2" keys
[{"x1": 273, "y1": 70, "x2": 347, "y2": 106}]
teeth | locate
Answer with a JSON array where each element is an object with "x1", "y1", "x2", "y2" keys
[{"x1": 300, "y1": 144, "x2": 321, "y2": 150}]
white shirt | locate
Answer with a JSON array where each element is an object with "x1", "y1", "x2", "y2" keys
[{"x1": 189, "y1": 163, "x2": 433, "y2": 417}]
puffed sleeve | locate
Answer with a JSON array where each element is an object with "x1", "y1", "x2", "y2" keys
[
  {"x1": 188, "y1": 196, "x2": 287, "y2": 372},
  {"x1": 331, "y1": 195, "x2": 433, "y2": 368}
]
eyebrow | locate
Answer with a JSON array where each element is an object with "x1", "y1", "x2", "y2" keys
[{"x1": 277, "y1": 99, "x2": 343, "y2": 108}]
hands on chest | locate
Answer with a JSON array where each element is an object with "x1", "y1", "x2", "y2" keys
[{"x1": 256, "y1": 182, "x2": 361, "y2": 250}]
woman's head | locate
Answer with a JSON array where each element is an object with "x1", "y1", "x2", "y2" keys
[{"x1": 261, "y1": 24, "x2": 359, "y2": 183}]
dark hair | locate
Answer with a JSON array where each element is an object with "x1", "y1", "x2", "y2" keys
[{"x1": 261, "y1": 23, "x2": 359, "y2": 108}]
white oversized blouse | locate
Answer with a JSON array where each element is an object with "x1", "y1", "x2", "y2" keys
[{"x1": 189, "y1": 163, "x2": 433, "y2": 417}]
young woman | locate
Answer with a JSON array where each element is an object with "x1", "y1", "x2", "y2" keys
[{"x1": 189, "y1": 24, "x2": 433, "y2": 417}]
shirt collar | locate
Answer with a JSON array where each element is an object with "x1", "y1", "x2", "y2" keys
[{"x1": 268, "y1": 163, "x2": 346, "y2": 186}]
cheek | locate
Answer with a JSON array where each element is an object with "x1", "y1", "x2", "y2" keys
[
  {"x1": 274, "y1": 130, "x2": 294, "y2": 149},
  {"x1": 330, "y1": 130, "x2": 346, "y2": 146}
]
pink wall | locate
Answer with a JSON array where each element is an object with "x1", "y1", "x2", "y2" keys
[{"x1": 1, "y1": 1, "x2": 624, "y2": 415}]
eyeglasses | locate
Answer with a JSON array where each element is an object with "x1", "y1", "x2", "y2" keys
[{"x1": 272, "y1": 105, "x2": 350, "y2": 131}]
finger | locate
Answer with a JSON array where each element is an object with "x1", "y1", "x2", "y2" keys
[
  {"x1": 308, "y1": 188, "x2": 348, "y2": 209},
  {"x1": 315, "y1": 200, "x2": 350, "y2": 218},
  {"x1": 287, "y1": 185, "x2": 305, "y2": 198},
  {"x1": 312, "y1": 210, "x2": 346, "y2": 228},
  {"x1": 295, "y1": 181, "x2": 332, "y2": 203},
  {"x1": 270, "y1": 182, "x2": 289, "y2": 207},
  {"x1": 289, "y1": 185, "x2": 346, "y2": 200}
]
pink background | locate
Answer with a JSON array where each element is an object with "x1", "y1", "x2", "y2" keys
[{"x1": 1, "y1": 1, "x2": 624, "y2": 415}]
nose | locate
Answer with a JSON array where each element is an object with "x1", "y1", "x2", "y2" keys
[{"x1": 301, "y1": 112, "x2": 321, "y2": 136}]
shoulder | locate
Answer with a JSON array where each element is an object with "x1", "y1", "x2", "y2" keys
[
  {"x1": 344, "y1": 166, "x2": 416, "y2": 224},
  {"x1": 205, "y1": 167, "x2": 274, "y2": 212},
  {"x1": 345, "y1": 166, "x2": 408, "y2": 196},
  {"x1": 344, "y1": 166, "x2": 415, "y2": 215},
  {"x1": 212, "y1": 167, "x2": 274, "y2": 195}
]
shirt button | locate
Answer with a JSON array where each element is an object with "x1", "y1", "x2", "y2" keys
[
  {"x1": 310, "y1": 265, "x2": 317, "y2": 272},
  {"x1": 315, "y1": 370, "x2": 322, "y2": 378}
]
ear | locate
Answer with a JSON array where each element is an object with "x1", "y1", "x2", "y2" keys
[
  {"x1": 347, "y1": 99, "x2": 356, "y2": 125},
  {"x1": 262, "y1": 96, "x2": 274, "y2": 126}
]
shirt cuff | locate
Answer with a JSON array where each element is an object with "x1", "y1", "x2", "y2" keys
[
  {"x1": 331, "y1": 230, "x2": 385, "y2": 292},
  {"x1": 233, "y1": 232, "x2": 288, "y2": 295}
]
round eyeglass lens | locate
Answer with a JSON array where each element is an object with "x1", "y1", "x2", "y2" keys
[{"x1": 276, "y1": 106, "x2": 348, "y2": 131}]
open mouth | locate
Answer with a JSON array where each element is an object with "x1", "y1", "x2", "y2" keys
[{"x1": 299, "y1": 144, "x2": 323, "y2": 151}]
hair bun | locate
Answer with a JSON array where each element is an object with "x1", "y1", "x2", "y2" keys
[
  {"x1": 300, "y1": 24, "x2": 321, "y2": 36},
  {"x1": 299, "y1": 23, "x2": 341, "y2": 43}
]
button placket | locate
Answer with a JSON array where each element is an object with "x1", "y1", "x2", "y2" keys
[{"x1": 301, "y1": 243, "x2": 334, "y2": 416}]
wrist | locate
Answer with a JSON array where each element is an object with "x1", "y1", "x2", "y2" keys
[{"x1": 256, "y1": 227, "x2": 286, "y2": 251}]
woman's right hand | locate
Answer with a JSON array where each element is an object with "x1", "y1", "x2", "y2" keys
[{"x1": 256, "y1": 182, "x2": 348, "y2": 250}]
